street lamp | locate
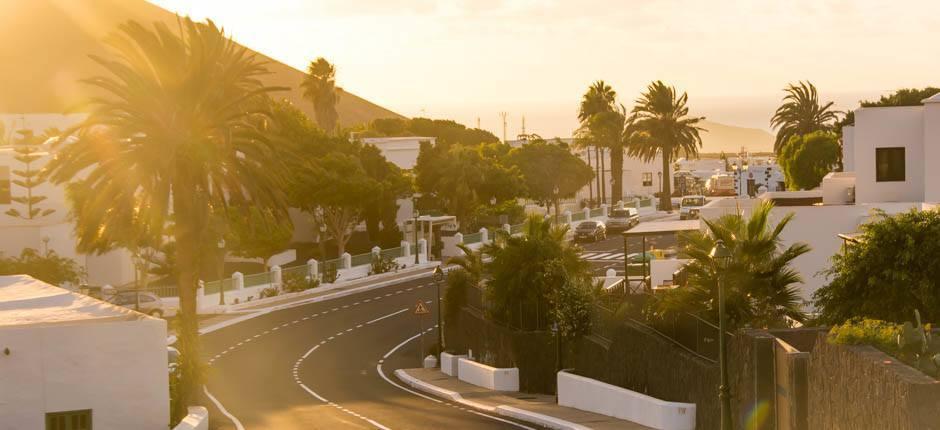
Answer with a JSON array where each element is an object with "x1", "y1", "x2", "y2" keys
[
  {"x1": 552, "y1": 185, "x2": 560, "y2": 221},
  {"x1": 218, "y1": 238, "x2": 226, "y2": 305},
  {"x1": 433, "y1": 265, "x2": 445, "y2": 360},
  {"x1": 412, "y1": 194, "x2": 421, "y2": 265},
  {"x1": 657, "y1": 171, "x2": 663, "y2": 210},
  {"x1": 710, "y1": 239, "x2": 732, "y2": 430}
]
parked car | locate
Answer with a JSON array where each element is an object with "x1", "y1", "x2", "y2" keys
[
  {"x1": 679, "y1": 195, "x2": 706, "y2": 220},
  {"x1": 108, "y1": 291, "x2": 166, "y2": 318},
  {"x1": 606, "y1": 207, "x2": 640, "y2": 232},
  {"x1": 574, "y1": 220, "x2": 607, "y2": 242}
]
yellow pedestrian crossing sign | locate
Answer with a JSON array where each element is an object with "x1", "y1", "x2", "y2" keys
[{"x1": 414, "y1": 301, "x2": 430, "y2": 315}]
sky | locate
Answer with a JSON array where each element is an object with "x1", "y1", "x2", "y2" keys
[{"x1": 150, "y1": 0, "x2": 940, "y2": 138}]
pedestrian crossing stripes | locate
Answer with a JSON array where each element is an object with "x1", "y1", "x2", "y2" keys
[{"x1": 581, "y1": 251, "x2": 627, "y2": 261}]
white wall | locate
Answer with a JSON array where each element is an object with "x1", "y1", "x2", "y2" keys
[
  {"x1": 0, "y1": 318, "x2": 169, "y2": 430},
  {"x1": 457, "y1": 358, "x2": 519, "y2": 391},
  {"x1": 842, "y1": 125, "x2": 855, "y2": 172},
  {"x1": 854, "y1": 106, "x2": 924, "y2": 204},
  {"x1": 650, "y1": 259, "x2": 689, "y2": 288},
  {"x1": 821, "y1": 172, "x2": 856, "y2": 205},
  {"x1": 923, "y1": 101, "x2": 940, "y2": 202},
  {"x1": 557, "y1": 371, "x2": 695, "y2": 430}
]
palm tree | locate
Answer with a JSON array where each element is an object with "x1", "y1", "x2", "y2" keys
[
  {"x1": 443, "y1": 243, "x2": 484, "y2": 324},
  {"x1": 45, "y1": 19, "x2": 289, "y2": 409},
  {"x1": 770, "y1": 81, "x2": 839, "y2": 154},
  {"x1": 578, "y1": 81, "x2": 616, "y2": 205},
  {"x1": 584, "y1": 105, "x2": 631, "y2": 204},
  {"x1": 482, "y1": 215, "x2": 593, "y2": 330},
  {"x1": 652, "y1": 201, "x2": 809, "y2": 329},
  {"x1": 627, "y1": 81, "x2": 705, "y2": 211},
  {"x1": 301, "y1": 57, "x2": 341, "y2": 134}
]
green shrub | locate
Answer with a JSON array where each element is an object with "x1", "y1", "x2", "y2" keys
[
  {"x1": 282, "y1": 272, "x2": 319, "y2": 293},
  {"x1": 368, "y1": 254, "x2": 398, "y2": 275},
  {"x1": 828, "y1": 318, "x2": 901, "y2": 354},
  {"x1": 259, "y1": 286, "x2": 279, "y2": 299}
]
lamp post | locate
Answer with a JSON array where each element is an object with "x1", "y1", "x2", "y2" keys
[
  {"x1": 710, "y1": 239, "x2": 732, "y2": 430},
  {"x1": 552, "y1": 185, "x2": 560, "y2": 221},
  {"x1": 433, "y1": 265, "x2": 445, "y2": 360},
  {"x1": 217, "y1": 238, "x2": 226, "y2": 305},
  {"x1": 413, "y1": 194, "x2": 421, "y2": 265}
]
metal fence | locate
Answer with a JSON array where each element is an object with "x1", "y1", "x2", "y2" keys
[
  {"x1": 510, "y1": 223, "x2": 524, "y2": 234},
  {"x1": 463, "y1": 231, "x2": 483, "y2": 244},
  {"x1": 282, "y1": 264, "x2": 310, "y2": 280},
  {"x1": 639, "y1": 198, "x2": 653, "y2": 207},
  {"x1": 380, "y1": 246, "x2": 405, "y2": 260},
  {"x1": 590, "y1": 207, "x2": 604, "y2": 217},
  {"x1": 143, "y1": 284, "x2": 179, "y2": 298},
  {"x1": 244, "y1": 271, "x2": 272, "y2": 288},
  {"x1": 571, "y1": 211, "x2": 586, "y2": 222},
  {"x1": 350, "y1": 251, "x2": 373, "y2": 267}
]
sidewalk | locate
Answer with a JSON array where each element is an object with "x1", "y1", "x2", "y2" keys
[{"x1": 397, "y1": 368, "x2": 653, "y2": 430}]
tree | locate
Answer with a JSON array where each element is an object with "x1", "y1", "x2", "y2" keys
[
  {"x1": 301, "y1": 57, "x2": 340, "y2": 134},
  {"x1": 444, "y1": 243, "x2": 484, "y2": 324},
  {"x1": 359, "y1": 144, "x2": 412, "y2": 247},
  {"x1": 44, "y1": 19, "x2": 289, "y2": 409},
  {"x1": 225, "y1": 206, "x2": 293, "y2": 269},
  {"x1": 815, "y1": 209, "x2": 940, "y2": 325},
  {"x1": 578, "y1": 81, "x2": 616, "y2": 204},
  {"x1": 291, "y1": 151, "x2": 379, "y2": 256},
  {"x1": 652, "y1": 201, "x2": 809, "y2": 329},
  {"x1": 627, "y1": 81, "x2": 705, "y2": 211},
  {"x1": 778, "y1": 131, "x2": 841, "y2": 190},
  {"x1": 0, "y1": 248, "x2": 83, "y2": 286},
  {"x1": 770, "y1": 81, "x2": 839, "y2": 154},
  {"x1": 5, "y1": 129, "x2": 57, "y2": 220},
  {"x1": 509, "y1": 138, "x2": 593, "y2": 216},
  {"x1": 366, "y1": 117, "x2": 499, "y2": 146},
  {"x1": 483, "y1": 215, "x2": 595, "y2": 333},
  {"x1": 582, "y1": 106, "x2": 632, "y2": 203}
]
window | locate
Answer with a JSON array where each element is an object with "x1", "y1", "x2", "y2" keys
[
  {"x1": 875, "y1": 147, "x2": 905, "y2": 182},
  {"x1": 641, "y1": 172, "x2": 653, "y2": 187},
  {"x1": 0, "y1": 166, "x2": 10, "y2": 204},
  {"x1": 46, "y1": 409, "x2": 92, "y2": 430}
]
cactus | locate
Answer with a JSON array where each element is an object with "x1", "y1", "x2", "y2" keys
[{"x1": 897, "y1": 310, "x2": 940, "y2": 376}]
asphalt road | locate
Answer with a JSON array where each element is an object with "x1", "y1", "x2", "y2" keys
[
  {"x1": 202, "y1": 276, "x2": 541, "y2": 430},
  {"x1": 577, "y1": 213, "x2": 680, "y2": 276}
]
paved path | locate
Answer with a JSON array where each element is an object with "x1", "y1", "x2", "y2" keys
[
  {"x1": 400, "y1": 368, "x2": 653, "y2": 430},
  {"x1": 200, "y1": 273, "x2": 541, "y2": 429}
]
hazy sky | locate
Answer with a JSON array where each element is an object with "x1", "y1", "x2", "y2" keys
[{"x1": 150, "y1": 0, "x2": 940, "y2": 138}]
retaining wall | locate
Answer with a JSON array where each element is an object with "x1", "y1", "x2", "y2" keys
[
  {"x1": 457, "y1": 358, "x2": 519, "y2": 391},
  {"x1": 557, "y1": 371, "x2": 695, "y2": 430}
]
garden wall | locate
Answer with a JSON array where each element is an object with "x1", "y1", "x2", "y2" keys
[{"x1": 808, "y1": 333, "x2": 940, "y2": 430}]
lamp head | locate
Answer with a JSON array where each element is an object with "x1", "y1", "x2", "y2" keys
[{"x1": 710, "y1": 239, "x2": 731, "y2": 261}]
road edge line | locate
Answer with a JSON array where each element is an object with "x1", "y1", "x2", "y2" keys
[{"x1": 203, "y1": 385, "x2": 245, "y2": 430}]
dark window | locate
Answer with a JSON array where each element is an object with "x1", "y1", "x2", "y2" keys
[
  {"x1": 876, "y1": 147, "x2": 905, "y2": 182},
  {"x1": 0, "y1": 166, "x2": 10, "y2": 204},
  {"x1": 642, "y1": 172, "x2": 653, "y2": 187},
  {"x1": 46, "y1": 409, "x2": 92, "y2": 430}
]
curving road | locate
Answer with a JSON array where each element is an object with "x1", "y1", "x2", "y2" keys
[{"x1": 201, "y1": 276, "x2": 540, "y2": 430}]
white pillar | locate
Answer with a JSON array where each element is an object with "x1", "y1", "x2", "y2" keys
[
  {"x1": 401, "y1": 240, "x2": 411, "y2": 257},
  {"x1": 601, "y1": 203, "x2": 609, "y2": 217},
  {"x1": 232, "y1": 272, "x2": 244, "y2": 290},
  {"x1": 479, "y1": 227, "x2": 489, "y2": 244},
  {"x1": 454, "y1": 232, "x2": 464, "y2": 244},
  {"x1": 583, "y1": 207, "x2": 591, "y2": 220},
  {"x1": 502, "y1": 223, "x2": 511, "y2": 234},
  {"x1": 271, "y1": 265, "x2": 282, "y2": 287},
  {"x1": 633, "y1": 197, "x2": 641, "y2": 209},
  {"x1": 606, "y1": 268, "x2": 617, "y2": 277},
  {"x1": 341, "y1": 252, "x2": 352, "y2": 269},
  {"x1": 564, "y1": 210, "x2": 572, "y2": 225},
  {"x1": 418, "y1": 238, "x2": 428, "y2": 263},
  {"x1": 371, "y1": 246, "x2": 382, "y2": 259},
  {"x1": 617, "y1": 200, "x2": 624, "y2": 209},
  {"x1": 196, "y1": 281, "x2": 205, "y2": 313},
  {"x1": 307, "y1": 259, "x2": 319, "y2": 280}
]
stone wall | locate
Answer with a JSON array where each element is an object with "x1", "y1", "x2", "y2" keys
[{"x1": 808, "y1": 333, "x2": 940, "y2": 430}]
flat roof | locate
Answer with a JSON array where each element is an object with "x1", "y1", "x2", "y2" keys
[
  {"x1": 623, "y1": 220, "x2": 700, "y2": 236},
  {"x1": 0, "y1": 275, "x2": 144, "y2": 328}
]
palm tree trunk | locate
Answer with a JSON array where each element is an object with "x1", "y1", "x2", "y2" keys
[
  {"x1": 173, "y1": 194, "x2": 204, "y2": 410},
  {"x1": 610, "y1": 145, "x2": 623, "y2": 204},
  {"x1": 587, "y1": 149, "x2": 594, "y2": 204},
  {"x1": 600, "y1": 148, "x2": 607, "y2": 204},
  {"x1": 594, "y1": 147, "x2": 601, "y2": 206},
  {"x1": 661, "y1": 153, "x2": 673, "y2": 211}
]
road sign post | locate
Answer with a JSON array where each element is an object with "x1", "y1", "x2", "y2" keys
[{"x1": 414, "y1": 300, "x2": 430, "y2": 364}]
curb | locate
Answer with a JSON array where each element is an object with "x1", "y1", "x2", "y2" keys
[{"x1": 394, "y1": 369, "x2": 590, "y2": 430}]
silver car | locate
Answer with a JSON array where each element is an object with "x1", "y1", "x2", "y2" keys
[
  {"x1": 607, "y1": 208, "x2": 640, "y2": 232},
  {"x1": 108, "y1": 291, "x2": 167, "y2": 318}
]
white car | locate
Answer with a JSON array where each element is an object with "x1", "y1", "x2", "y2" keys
[{"x1": 679, "y1": 195, "x2": 706, "y2": 220}]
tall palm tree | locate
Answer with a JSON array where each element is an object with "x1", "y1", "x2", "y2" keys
[
  {"x1": 45, "y1": 19, "x2": 289, "y2": 408},
  {"x1": 578, "y1": 81, "x2": 616, "y2": 205},
  {"x1": 627, "y1": 81, "x2": 705, "y2": 211},
  {"x1": 301, "y1": 57, "x2": 341, "y2": 134},
  {"x1": 652, "y1": 201, "x2": 809, "y2": 329},
  {"x1": 770, "y1": 81, "x2": 839, "y2": 154},
  {"x1": 584, "y1": 104, "x2": 632, "y2": 203}
]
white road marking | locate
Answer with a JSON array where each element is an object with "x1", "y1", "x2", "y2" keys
[
  {"x1": 204, "y1": 386, "x2": 246, "y2": 430},
  {"x1": 367, "y1": 308, "x2": 408, "y2": 325}
]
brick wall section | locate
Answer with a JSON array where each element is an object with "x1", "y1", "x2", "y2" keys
[{"x1": 808, "y1": 333, "x2": 940, "y2": 430}]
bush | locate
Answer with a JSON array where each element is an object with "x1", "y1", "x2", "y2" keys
[
  {"x1": 259, "y1": 286, "x2": 279, "y2": 299},
  {"x1": 0, "y1": 248, "x2": 84, "y2": 286},
  {"x1": 368, "y1": 254, "x2": 398, "y2": 276},
  {"x1": 828, "y1": 318, "x2": 901, "y2": 354},
  {"x1": 322, "y1": 262, "x2": 339, "y2": 284},
  {"x1": 282, "y1": 272, "x2": 320, "y2": 293},
  {"x1": 168, "y1": 368, "x2": 184, "y2": 426}
]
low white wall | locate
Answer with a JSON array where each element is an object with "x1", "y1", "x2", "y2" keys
[
  {"x1": 457, "y1": 358, "x2": 519, "y2": 391},
  {"x1": 173, "y1": 406, "x2": 209, "y2": 430},
  {"x1": 557, "y1": 371, "x2": 695, "y2": 430},
  {"x1": 650, "y1": 259, "x2": 689, "y2": 288},
  {"x1": 441, "y1": 352, "x2": 466, "y2": 377}
]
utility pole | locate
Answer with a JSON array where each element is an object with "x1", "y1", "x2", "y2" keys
[
  {"x1": 498, "y1": 111, "x2": 508, "y2": 143},
  {"x1": 476, "y1": 117, "x2": 481, "y2": 129},
  {"x1": 521, "y1": 115, "x2": 526, "y2": 137}
]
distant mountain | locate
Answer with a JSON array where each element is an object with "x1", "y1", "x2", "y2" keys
[
  {"x1": 698, "y1": 120, "x2": 774, "y2": 154},
  {"x1": 0, "y1": 0, "x2": 404, "y2": 126}
]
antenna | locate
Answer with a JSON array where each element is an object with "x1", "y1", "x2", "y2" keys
[
  {"x1": 476, "y1": 117, "x2": 481, "y2": 129},
  {"x1": 521, "y1": 116, "x2": 526, "y2": 137},
  {"x1": 498, "y1": 111, "x2": 508, "y2": 143}
]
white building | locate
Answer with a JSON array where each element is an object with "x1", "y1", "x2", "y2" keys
[
  {"x1": 0, "y1": 275, "x2": 169, "y2": 429},
  {"x1": 695, "y1": 94, "x2": 940, "y2": 306}
]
